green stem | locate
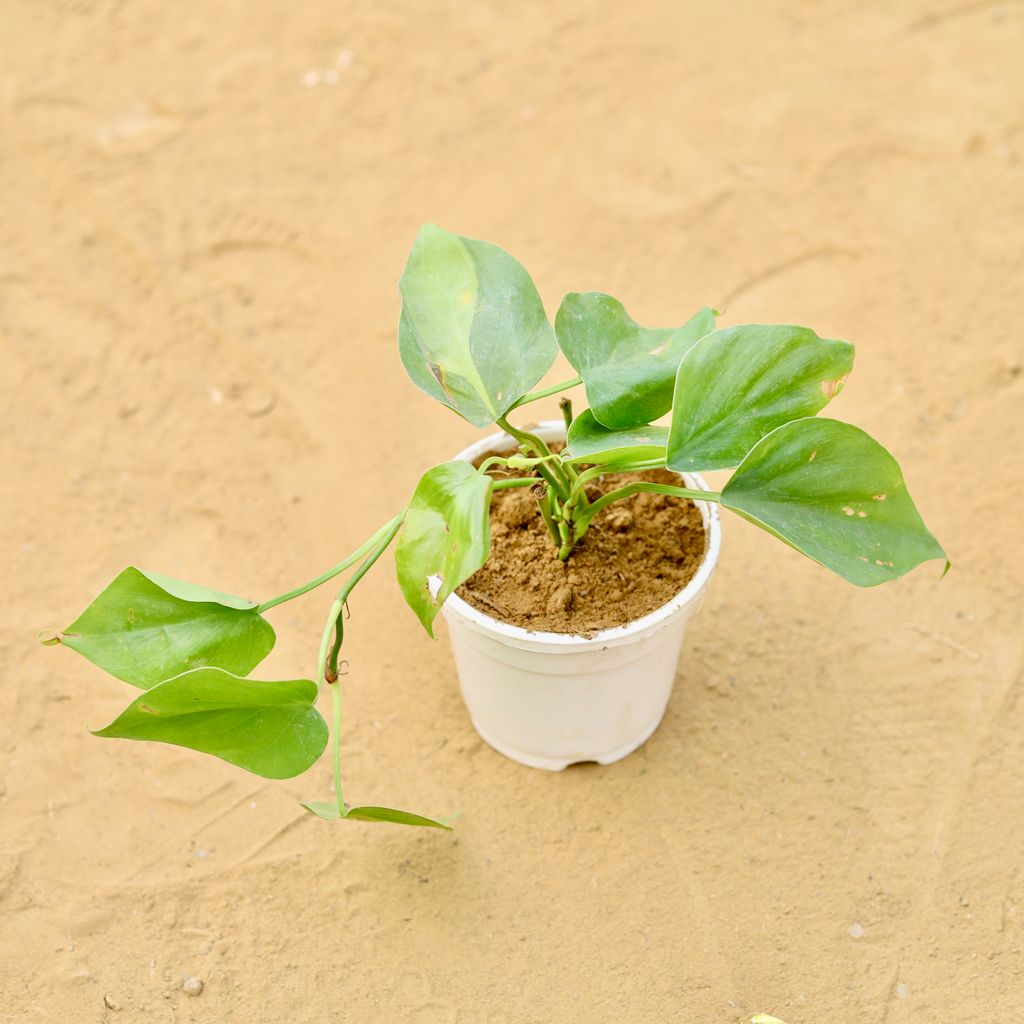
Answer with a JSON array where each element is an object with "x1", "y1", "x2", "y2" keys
[
  {"x1": 325, "y1": 515, "x2": 404, "y2": 680},
  {"x1": 559, "y1": 396, "x2": 574, "y2": 433},
  {"x1": 314, "y1": 513, "x2": 404, "y2": 817},
  {"x1": 330, "y1": 682, "x2": 345, "y2": 814},
  {"x1": 555, "y1": 398, "x2": 581, "y2": 488},
  {"x1": 491, "y1": 477, "x2": 542, "y2": 491},
  {"x1": 258, "y1": 512, "x2": 404, "y2": 613},
  {"x1": 477, "y1": 453, "x2": 558, "y2": 475},
  {"x1": 574, "y1": 482, "x2": 721, "y2": 538},
  {"x1": 509, "y1": 375, "x2": 583, "y2": 410},
  {"x1": 476, "y1": 455, "x2": 508, "y2": 475},
  {"x1": 564, "y1": 459, "x2": 668, "y2": 513},
  {"x1": 556, "y1": 517, "x2": 573, "y2": 560},
  {"x1": 496, "y1": 416, "x2": 572, "y2": 501},
  {"x1": 536, "y1": 489, "x2": 561, "y2": 546},
  {"x1": 317, "y1": 597, "x2": 344, "y2": 686}
]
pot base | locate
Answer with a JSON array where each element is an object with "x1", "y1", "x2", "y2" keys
[{"x1": 468, "y1": 711, "x2": 666, "y2": 771}]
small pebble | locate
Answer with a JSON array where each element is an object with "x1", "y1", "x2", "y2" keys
[
  {"x1": 241, "y1": 388, "x2": 276, "y2": 418},
  {"x1": 182, "y1": 976, "x2": 204, "y2": 996},
  {"x1": 848, "y1": 923, "x2": 865, "y2": 939},
  {"x1": 605, "y1": 509, "x2": 634, "y2": 533},
  {"x1": 103, "y1": 993, "x2": 120, "y2": 1010},
  {"x1": 545, "y1": 583, "x2": 574, "y2": 615},
  {"x1": 895, "y1": 982, "x2": 908, "y2": 999},
  {"x1": 498, "y1": 489, "x2": 536, "y2": 529}
]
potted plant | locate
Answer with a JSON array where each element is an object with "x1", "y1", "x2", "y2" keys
[{"x1": 41, "y1": 225, "x2": 948, "y2": 830}]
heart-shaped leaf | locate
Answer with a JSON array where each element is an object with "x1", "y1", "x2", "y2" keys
[
  {"x1": 563, "y1": 409, "x2": 669, "y2": 465},
  {"x1": 668, "y1": 324, "x2": 854, "y2": 471},
  {"x1": 60, "y1": 568, "x2": 275, "y2": 689},
  {"x1": 721, "y1": 418, "x2": 948, "y2": 586},
  {"x1": 93, "y1": 667, "x2": 328, "y2": 779},
  {"x1": 554, "y1": 294, "x2": 716, "y2": 429},
  {"x1": 395, "y1": 461, "x2": 493, "y2": 637},
  {"x1": 398, "y1": 224, "x2": 557, "y2": 428},
  {"x1": 345, "y1": 806, "x2": 453, "y2": 830}
]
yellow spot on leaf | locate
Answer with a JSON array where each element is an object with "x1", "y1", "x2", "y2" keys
[
  {"x1": 872, "y1": 493, "x2": 887, "y2": 501},
  {"x1": 808, "y1": 449, "x2": 817, "y2": 462},
  {"x1": 843, "y1": 506, "x2": 855, "y2": 516}
]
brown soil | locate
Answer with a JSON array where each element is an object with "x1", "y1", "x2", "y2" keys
[
  {"x1": 458, "y1": 468, "x2": 706, "y2": 634},
  {"x1": 4, "y1": 4, "x2": 1023, "y2": 1023}
]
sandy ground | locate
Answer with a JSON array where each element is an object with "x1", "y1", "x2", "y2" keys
[{"x1": 2, "y1": 1, "x2": 1023, "y2": 1021}]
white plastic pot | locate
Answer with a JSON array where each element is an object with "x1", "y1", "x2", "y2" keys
[{"x1": 441, "y1": 420, "x2": 721, "y2": 771}]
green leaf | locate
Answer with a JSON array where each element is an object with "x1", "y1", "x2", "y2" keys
[
  {"x1": 395, "y1": 461, "x2": 493, "y2": 638},
  {"x1": 93, "y1": 667, "x2": 328, "y2": 779},
  {"x1": 721, "y1": 418, "x2": 948, "y2": 586},
  {"x1": 668, "y1": 324, "x2": 854, "y2": 471},
  {"x1": 300, "y1": 800, "x2": 344, "y2": 821},
  {"x1": 60, "y1": 568, "x2": 275, "y2": 689},
  {"x1": 133, "y1": 571, "x2": 260, "y2": 610},
  {"x1": 299, "y1": 801, "x2": 453, "y2": 829},
  {"x1": 563, "y1": 409, "x2": 669, "y2": 465},
  {"x1": 398, "y1": 224, "x2": 557, "y2": 428},
  {"x1": 345, "y1": 806, "x2": 453, "y2": 830},
  {"x1": 554, "y1": 294, "x2": 716, "y2": 429}
]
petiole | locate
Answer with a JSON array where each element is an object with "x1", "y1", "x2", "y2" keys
[
  {"x1": 258, "y1": 512, "x2": 404, "y2": 613},
  {"x1": 573, "y1": 482, "x2": 721, "y2": 539},
  {"x1": 508, "y1": 375, "x2": 583, "y2": 411}
]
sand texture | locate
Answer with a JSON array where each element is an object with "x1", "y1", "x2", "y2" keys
[{"x1": 2, "y1": 1, "x2": 1023, "y2": 1021}]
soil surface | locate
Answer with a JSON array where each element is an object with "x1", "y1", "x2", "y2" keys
[
  {"x1": 3, "y1": 3, "x2": 1024, "y2": 1023},
  {"x1": 459, "y1": 468, "x2": 706, "y2": 634}
]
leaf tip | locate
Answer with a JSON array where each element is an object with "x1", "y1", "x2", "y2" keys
[{"x1": 37, "y1": 629, "x2": 62, "y2": 647}]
